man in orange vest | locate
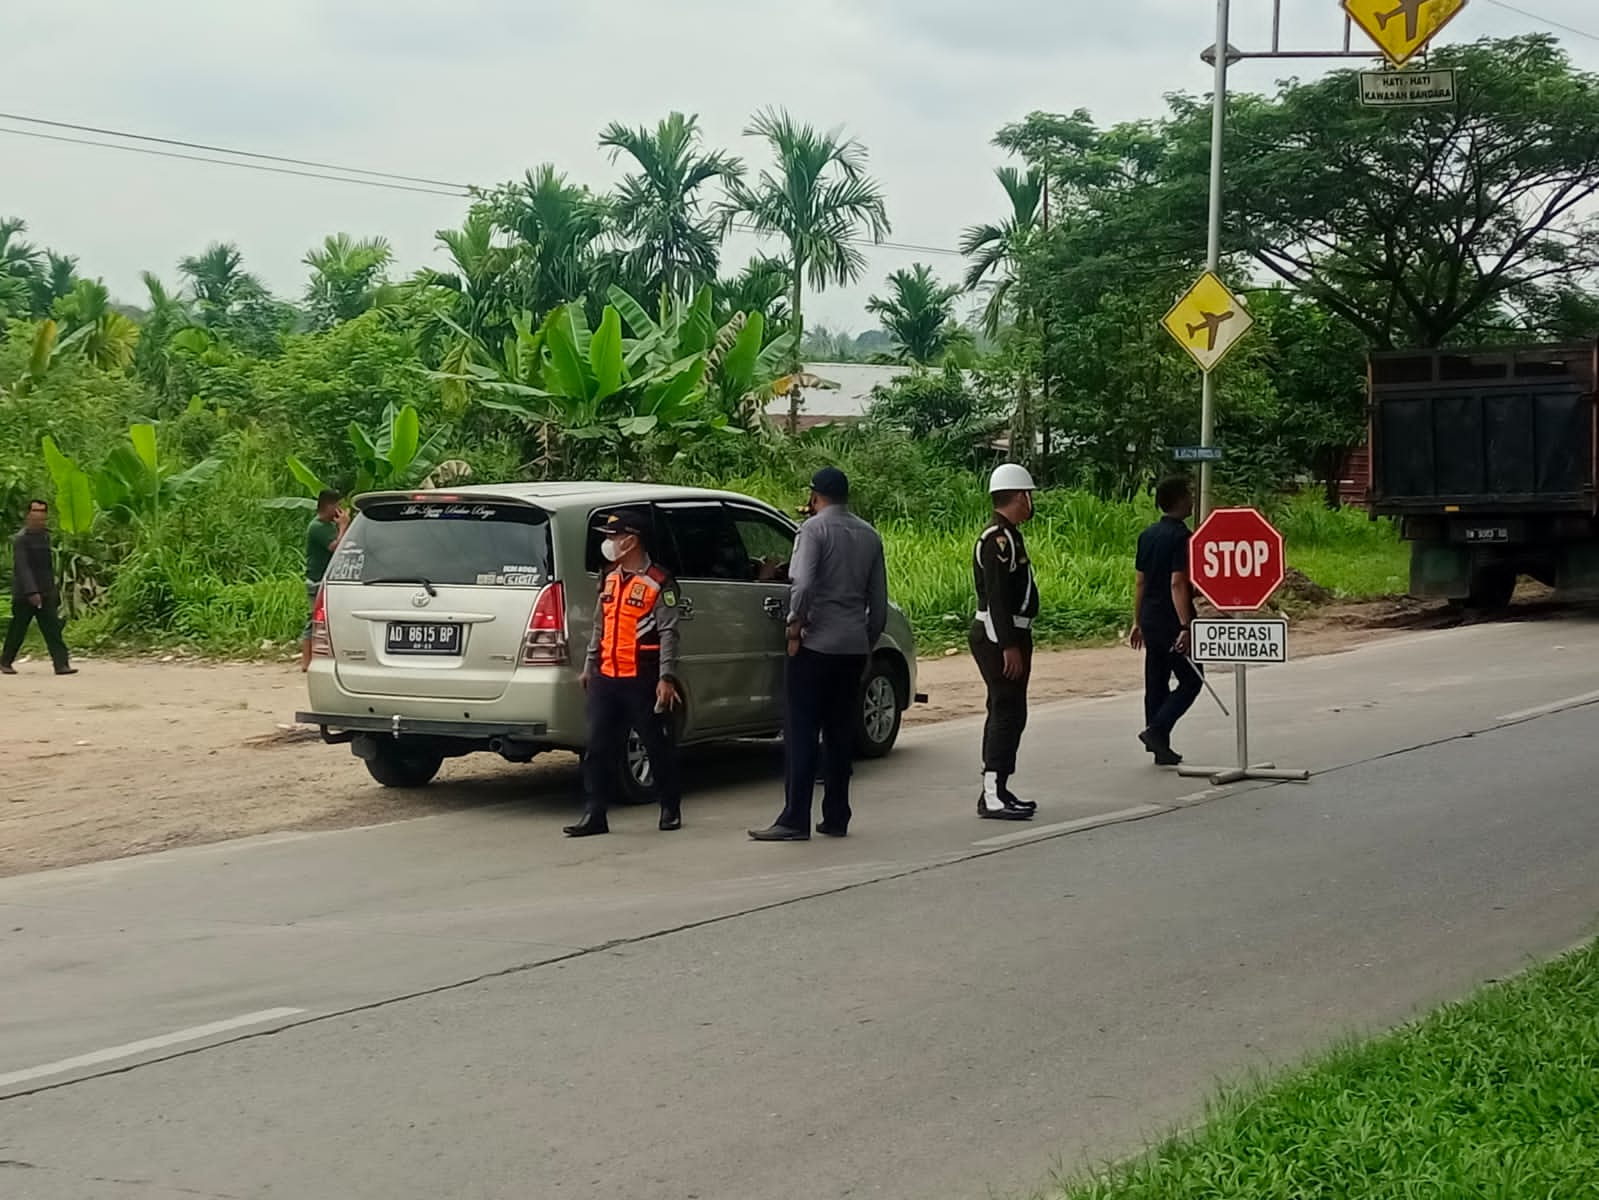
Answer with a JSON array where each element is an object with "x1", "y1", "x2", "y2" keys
[{"x1": 565, "y1": 510, "x2": 683, "y2": 838}]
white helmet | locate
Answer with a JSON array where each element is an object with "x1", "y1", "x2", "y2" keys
[{"x1": 988, "y1": 463, "x2": 1037, "y2": 493}]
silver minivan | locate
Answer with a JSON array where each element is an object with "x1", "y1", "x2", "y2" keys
[{"x1": 297, "y1": 483, "x2": 922, "y2": 800}]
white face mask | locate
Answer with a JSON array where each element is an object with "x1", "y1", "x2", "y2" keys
[{"x1": 600, "y1": 538, "x2": 622, "y2": 563}]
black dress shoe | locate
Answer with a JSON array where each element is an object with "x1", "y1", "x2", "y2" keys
[
  {"x1": 563, "y1": 814, "x2": 609, "y2": 838},
  {"x1": 0, "y1": 663, "x2": 15, "y2": 675},
  {"x1": 1152, "y1": 746, "x2": 1183, "y2": 767},
  {"x1": 659, "y1": 810, "x2": 682, "y2": 832},
  {"x1": 55, "y1": 667, "x2": 78, "y2": 676},
  {"x1": 748, "y1": 824, "x2": 809, "y2": 842},
  {"x1": 815, "y1": 823, "x2": 848, "y2": 838}
]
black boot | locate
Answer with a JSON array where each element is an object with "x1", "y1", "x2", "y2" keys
[
  {"x1": 563, "y1": 812, "x2": 609, "y2": 838},
  {"x1": 659, "y1": 807, "x2": 682, "y2": 832},
  {"x1": 978, "y1": 772, "x2": 1033, "y2": 821},
  {"x1": 1138, "y1": 730, "x2": 1182, "y2": 767},
  {"x1": 997, "y1": 774, "x2": 1036, "y2": 813}
]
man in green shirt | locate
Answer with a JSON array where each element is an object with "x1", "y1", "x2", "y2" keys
[{"x1": 301, "y1": 489, "x2": 348, "y2": 671}]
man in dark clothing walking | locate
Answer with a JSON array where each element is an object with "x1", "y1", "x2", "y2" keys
[
  {"x1": 301, "y1": 489, "x2": 348, "y2": 672},
  {"x1": 1131, "y1": 477, "x2": 1201, "y2": 766},
  {"x1": 2, "y1": 499, "x2": 75, "y2": 676},
  {"x1": 750, "y1": 467, "x2": 888, "y2": 842},
  {"x1": 971, "y1": 463, "x2": 1040, "y2": 821}
]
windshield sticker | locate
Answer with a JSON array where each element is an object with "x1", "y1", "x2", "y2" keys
[
  {"x1": 475, "y1": 572, "x2": 498, "y2": 585},
  {"x1": 397, "y1": 503, "x2": 501, "y2": 521},
  {"x1": 501, "y1": 572, "x2": 541, "y2": 587},
  {"x1": 325, "y1": 549, "x2": 364, "y2": 582}
]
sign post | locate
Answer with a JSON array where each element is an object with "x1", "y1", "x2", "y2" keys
[{"x1": 1178, "y1": 508, "x2": 1308, "y2": 786}]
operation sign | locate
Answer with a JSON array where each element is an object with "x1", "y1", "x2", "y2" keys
[{"x1": 1191, "y1": 618, "x2": 1287, "y2": 665}]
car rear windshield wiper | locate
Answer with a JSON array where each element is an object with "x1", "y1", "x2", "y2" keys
[{"x1": 368, "y1": 576, "x2": 438, "y2": 597}]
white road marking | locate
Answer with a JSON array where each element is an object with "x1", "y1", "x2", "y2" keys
[
  {"x1": 0, "y1": 1008, "x2": 305, "y2": 1089},
  {"x1": 972, "y1": 804, "x2": 1169, "y2": 848},
  {"x1": 1496, "y1": 690, "x2": 1599, "y2": 724}
]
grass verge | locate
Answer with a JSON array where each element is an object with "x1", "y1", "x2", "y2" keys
[{"x1": 1053, "y1": 937, "x2": 1599, "y2": 1199}]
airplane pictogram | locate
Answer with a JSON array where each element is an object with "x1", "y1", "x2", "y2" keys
[
  {"x1": 1374, "y1": 0, "x2": 1428, "y2": 43},
  {"x1": 1187, "y1": 310, "x2": 1235, "y2": 352}
]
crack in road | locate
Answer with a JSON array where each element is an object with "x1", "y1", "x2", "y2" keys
[{"x1": 5, "y1": 692, "x2": 1596, "y2": 1110}]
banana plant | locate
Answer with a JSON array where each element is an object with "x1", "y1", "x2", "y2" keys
[
  {"x1": 40, "y1": 436, "x2": 104, "y2": 617},
  {"x1": 267, "y1": 403, "x2": 450, "y2": 509},
  {"x1": 91, "y1": 423, "x2": 222, "y2": 522}
]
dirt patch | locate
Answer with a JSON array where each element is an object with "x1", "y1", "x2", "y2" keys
[{"x1": 0, "y1": 594, "x2": 1486, "y2": 879}]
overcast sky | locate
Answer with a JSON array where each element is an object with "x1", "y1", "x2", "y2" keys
[{"x1": 4, "y1": 0, "x2": 1596, "y2": 332}]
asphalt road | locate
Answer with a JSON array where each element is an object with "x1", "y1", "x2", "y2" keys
[{"x1": 3, "y1": 615, "x2": 1598, "y2": 1199}]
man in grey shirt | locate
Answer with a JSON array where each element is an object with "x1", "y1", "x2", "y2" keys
[
  {"x1": 3, "y1": 499, "x2": 75, "y2": 676},
  {"x1": 751, "y1": 467, "x2": 888, "y2": 841}
]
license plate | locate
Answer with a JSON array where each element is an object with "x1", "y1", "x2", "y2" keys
[
  {"x1": 385, "y1": 622, "x2": 463, "y2": 655},
  {"x1": 1465, "y1": 527, "x2": 1510, "y2": 544}
]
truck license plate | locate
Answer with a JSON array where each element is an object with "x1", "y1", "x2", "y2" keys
[
  {"x1": 386, "y1": 622, "x2": 463, "y2": 655},
  {"x1": 1465, "y1": 526, "x2": 1510, "y2": 544}
]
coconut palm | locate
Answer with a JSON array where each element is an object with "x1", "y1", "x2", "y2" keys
[
  {"x1": 600, "y1": 112, "x2": 743, "y2": 300},
  {"x1": 303, "y1": 233, "x2": 395, "y2": 328},
  {"x1": 866, "y1": 264, "x2": 967, "y2": 366},
  {"x1": 715, "y1": 255, "x2": 791, "y2": 334},
  {"x1": 1, "y1": 217, "x2": 41, "y2": 320},
  {"x1": 721, "y1": 107, "x2": 891, "y2": 378},
  {"x1": 960, "y1": 166, "x2": 1044, "y2": 338}
]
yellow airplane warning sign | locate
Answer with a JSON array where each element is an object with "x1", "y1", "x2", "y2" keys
[
  {"x1": 1343, "y1": 0, "x2": 1468, "y2": 69},
  {"x1": 1161, "y1": 272, "x2": 1253, "y2": 373}
]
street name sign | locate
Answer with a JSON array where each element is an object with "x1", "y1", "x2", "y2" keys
[
  {"x1": 1190, "y1": 507, "x2": 1286, "y2": 612},
  {"x1": 1173, "y1": 446, "x2": 1225, "y2": 463},
  {"x1": 1191, "y1": 618, "x2": 1288, "y2": 665},
  {"x1": 1161, "y1": 271, "x2": 1254, "y2": 374},
  {"x1": 1359, "y1": 68, "x2": 1457, "y2": 106},
  {"x1": 1343, "y1": 0, "x2": 1468, "y2": 69}
]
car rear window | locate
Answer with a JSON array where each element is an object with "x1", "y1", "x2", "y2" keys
[{"x1": 327, "y1": 500, "x2": 553, "y2": 588}]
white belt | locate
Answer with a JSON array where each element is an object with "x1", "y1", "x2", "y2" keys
[{"x1": 976, "y1": 610, "x2": 1033, "y2": 639}]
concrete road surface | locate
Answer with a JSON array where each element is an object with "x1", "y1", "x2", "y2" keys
[{"x1": 2, "y1": 615, "x2": 1598, "y2": 1198}]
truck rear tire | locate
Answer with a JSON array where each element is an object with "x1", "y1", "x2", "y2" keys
[
  {"x1": 364, "y1": 742, "x2": 444, "y2": 789},
  {"x1": 1464, "y1": 566, "x2": 1516, "y2": 611}
]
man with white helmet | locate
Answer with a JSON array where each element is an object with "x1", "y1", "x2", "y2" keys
[{"x1": 969, "y1": 463, "x2": 1041, "y2": 821}]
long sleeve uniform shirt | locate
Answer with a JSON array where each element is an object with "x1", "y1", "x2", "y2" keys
[
  {"x1": 972, "y1": 514, "x2": 1039, "y2": 649},
  {"x1": 583, "y1": 558, "x2": 681, "y2": 682},
  {"x1": 786, "y1": 504, "x2": 889, "y2": 656},
  {"x1": 11, "y1": 529, "x2": 56, "y2": 602}
]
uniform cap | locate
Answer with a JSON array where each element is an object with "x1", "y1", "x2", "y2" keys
[
  {"x1": 593, "y1": 509, "x2": 648, "y2": 537},
  {"x1": 989, "y1": 463, "x2": 1037, "y2": 493}
]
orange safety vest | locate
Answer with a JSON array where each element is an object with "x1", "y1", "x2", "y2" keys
[{"x1": 598, "y1": 565, "x2": 670, "y2": 679}]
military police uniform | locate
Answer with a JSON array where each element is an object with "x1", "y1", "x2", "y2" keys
[{"x1": 970, "y1": 465, "x2": 1042, "y2": 820}]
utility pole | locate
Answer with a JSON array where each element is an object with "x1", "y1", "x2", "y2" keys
[{"x1": 1195, "y1": 0, "x2": 1372, "y2": 519}]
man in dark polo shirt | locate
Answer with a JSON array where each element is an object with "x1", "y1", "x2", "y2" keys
[
  {"x1": 1131, "y1": 477, "x2": 1201, "y2": 766},
  {"x1": 2, "y1": 499, "x2": 75, "y2": 676}
]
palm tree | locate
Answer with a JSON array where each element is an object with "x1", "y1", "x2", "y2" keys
[
  {"x1": 715, "y1": 255, "x2": 792, "y2": 334},
  {"x1": 866, "y1": 264, "x2": 966, "y2": 365},
  {"x1": 488, "y1": 165, "x2": 609, "y2": 318},
  {"x1": 960, "y1": 166, "x2": 1044, "y2": 338},
  {"x1": 31, "y1": 251, "x2": 81, "y2": 320},
  {"x1": 722, "y1": 107, "x2": 891, "y2": 390},
  {"x1": 52, "y1": 279, "x2": 140, "y2": 371},
  {"x1": 303, "y1": 233, "x2": 395, "y2": 328},
  {"x1": 1, "y1": 217, "x2": 41, "y2": 320},
  {"x1": 133, "y1": 271, "x2": 196, "y2": 391},
  {"x1": 178, "y1": 241, "x2": 264, "y2": 324},
  {"x1": 600, "y1": 112, "x2": 743, "y2": 300}
]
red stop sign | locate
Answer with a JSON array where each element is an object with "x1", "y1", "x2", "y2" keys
[{"x1": 1190, "y1": 507, "x2": 1285, "y2": 612}]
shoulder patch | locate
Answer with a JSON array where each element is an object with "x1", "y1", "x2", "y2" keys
[
  {"x1": 661, "y1": 587, "x2": 678, "y2": 607},
  {"x1": 994, "y1": 534, "x2": 1008, "y2": 553}
]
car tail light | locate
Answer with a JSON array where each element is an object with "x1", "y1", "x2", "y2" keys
[
  {"x1": 521, "y1": 582, "x2": 568, "y2": 666},
  {"x1": 310, "y1": 584, "x2": 334, "y2": 659}
]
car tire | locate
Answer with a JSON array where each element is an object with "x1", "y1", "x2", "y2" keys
[
  {"x1": 363, "y1": 741, "x2": 444, "y2": 789},
  {"x1": 854, "y1": 656, "x2": 904, "y2": 759}
]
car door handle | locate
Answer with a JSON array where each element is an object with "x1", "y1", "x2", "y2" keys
[
  {"x1": 678, "y1": 597, "x2": 695, "y2": 620},
  {"x1": 763, "y1": 596, "x2": 784, "y2": 618}
]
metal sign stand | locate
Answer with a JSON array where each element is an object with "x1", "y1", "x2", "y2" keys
[{"x1": 1178, "y1": 616, "x2": 1309, "y2": 786}]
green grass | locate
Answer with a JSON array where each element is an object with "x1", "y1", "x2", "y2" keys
[{"x1": 1053, "y1": 938, "x2": 1599, "y2": 1200}]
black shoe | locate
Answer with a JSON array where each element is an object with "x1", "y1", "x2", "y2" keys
[
  {"x1": 749, "y1": 824, "x2": 809, "y2": 842},
  {"x1": 1138, "y1": 729, "x2": 1161, "y2": 756},
  {"x1": 659, "y1": 810, "x2": 682, "y2": 832},
  {"x1": 55, "y1": 667, "x2": 78, "y2": 677},
  {"x1": 998, "y1": 789, "x2": 1037, "y2": 813},
  {"x1": 0, "y1": 663, "x2": 14, "y2": 676},
  {"x1": 1152, "y1": 746, "x2": 1183, "y2": 767},
  {"x1": 563, "y1": 813, "x2": 609, "y2": 838},
  {"x1": 978, "y1": 794, "x2": 1034, "y2": 822},
  {"x1": 816, "y1": 823, "x2": 848, "y2": 838}
]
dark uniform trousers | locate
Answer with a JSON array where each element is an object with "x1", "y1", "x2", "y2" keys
[
  {"x1": 1143, "y1": 627, "x2": 1203, "y2": 738},
  {"x1": 969, "y1": 625, "x2": 1032, "y2": 776},
  {"x1": 779, "y1": 647, "x2": 865, "y2": 832},
  {"x1": 583, "y1": 673, "x2": 680, "y2": 819},
  {"x1": 3, "y1": 599, "x2": 70, "y2": 671}
]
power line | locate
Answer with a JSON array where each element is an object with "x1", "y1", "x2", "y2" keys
[
  {"x1": 1482, "y1": 0, "x2": 1599, "y2": 41},
  {"x1": 0, "y1": 110, "x2": 474, "y2": 190},
  {"x1": 2, "y1": 110, "x2": 968, "y2": 258},
  {"x1": 0, "y1": 125, "x2": 467, "y2": 198}
]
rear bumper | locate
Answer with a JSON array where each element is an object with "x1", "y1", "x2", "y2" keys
[{"x1": 295, "y1": 712, "x2": 548, "y2": 742}]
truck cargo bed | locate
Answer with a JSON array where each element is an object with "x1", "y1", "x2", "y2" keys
[{"x1": 1368, "y1": 342, "x2": 1598, "y2": 516}]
